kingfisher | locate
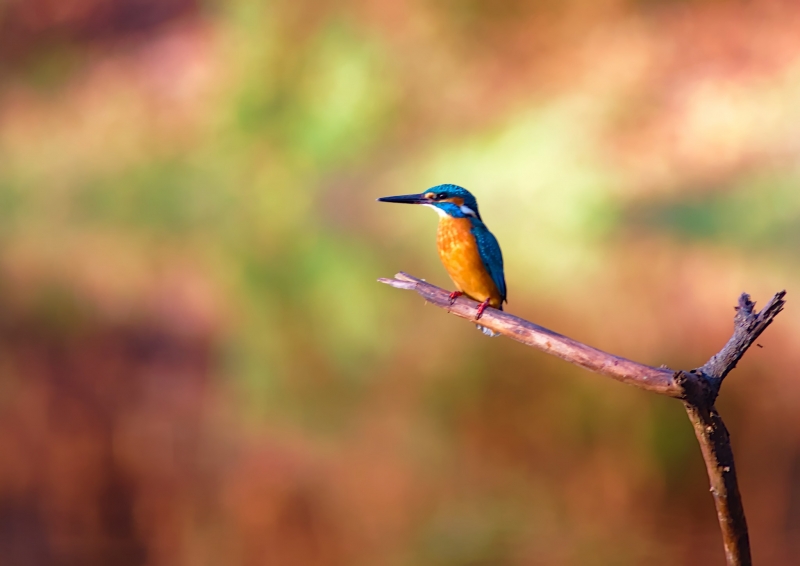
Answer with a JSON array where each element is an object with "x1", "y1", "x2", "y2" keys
[{"x1": 378, "y1": 184, "x2": 507, "y2": 336}]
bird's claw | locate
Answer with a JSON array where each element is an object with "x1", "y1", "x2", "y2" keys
[
  {"x1": 448, "y1": 291, "x2": 463, "y2": 305},
  {"x1": 475, "y1": 299, "x2": 490, "y2": 320}
]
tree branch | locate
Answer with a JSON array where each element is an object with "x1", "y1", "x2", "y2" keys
[
  {"x1": 700, "y1": 292, "x2": 786, "y2": 389},
  {"x1": 679, "y1": 290, "x2": 784, "y2": 566},
  {"x1": 683, "y1": 399, "x2": 750, "y2": 566},
  {"x1": 379, "y1": 272, "x2": 680, "y2": 396},
  {"x1": 379, "y1": 272, "x2": 786, "y2": 566}
]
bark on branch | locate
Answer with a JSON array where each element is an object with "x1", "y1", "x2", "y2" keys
[{"x1": 378, "y1": 272, "x2": 786, "y2": 566}]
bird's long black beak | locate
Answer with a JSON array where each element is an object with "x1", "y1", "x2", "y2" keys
[{"x1": 377, "y1": 193, "x2": 432, "y2": 205}]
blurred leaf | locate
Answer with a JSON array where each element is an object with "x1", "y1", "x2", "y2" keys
[{"x1": 626, "y1": 172, "x2": 800, "y2": 253}]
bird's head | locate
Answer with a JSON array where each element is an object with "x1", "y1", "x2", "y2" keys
[{"x1": 377, "y1": 184, "x2": 481, "y2": 220}]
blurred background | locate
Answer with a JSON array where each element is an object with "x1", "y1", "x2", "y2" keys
[{"x1": 0, "y1": 0, "x2": 798, "y2": 564}]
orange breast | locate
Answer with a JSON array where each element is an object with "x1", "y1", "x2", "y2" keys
[{"x1": 437, "y1": 217, "x2": 503, "y2": 308}]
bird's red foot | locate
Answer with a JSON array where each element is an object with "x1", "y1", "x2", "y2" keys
[
  {"x1": 475, "y1": 298, "x2": 491, "y2": 320},
  {"x1": 448, "y1": 291, "x2": 464, "y2": 305}
]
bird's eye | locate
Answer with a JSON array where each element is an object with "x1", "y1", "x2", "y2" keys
[{"x1": 436, "y1": 193, "x2": 447, "y2": 200}]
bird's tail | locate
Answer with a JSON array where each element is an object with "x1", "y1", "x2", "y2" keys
[{"x1": 476, "y1": 324, "x2": 500, "y2": 337}]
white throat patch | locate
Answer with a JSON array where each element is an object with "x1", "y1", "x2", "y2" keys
[
  {"x1": 424, "y1": 203, "x2": 478, "y2": 218},
  {"x1": 424, "y1": 203, "x2": 450, "y2": 218}
]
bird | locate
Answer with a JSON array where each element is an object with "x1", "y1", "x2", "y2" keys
[{"x1": 378, "y1": 184, "x2": 506, "y2": 336}]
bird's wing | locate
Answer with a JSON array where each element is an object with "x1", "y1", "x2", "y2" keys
[{"x1": 471, "y1": 222, "x2": 507, "y2": 304}]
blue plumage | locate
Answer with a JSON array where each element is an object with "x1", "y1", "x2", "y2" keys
[{"x1": 471, "y1": 220, "x2": 507, "y2": 307}]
